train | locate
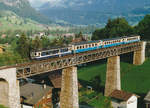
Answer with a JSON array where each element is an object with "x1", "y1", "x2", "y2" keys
[{"x1": 30, "y1": 35, "x2": 140, "y2": 60}]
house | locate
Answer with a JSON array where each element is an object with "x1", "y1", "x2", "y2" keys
[
  {"x1": 144, "y1": 91, "x2": 150, "y2": 108},
  {"x1": 38, "y1": 32, "x2": 45, "y2": 37},
  {"x1": 0, "y1": 46, "x2": 5, "y2": 53},
  {"x1": 20, "y1": 83, "x2": 53, "y2": 108},
  {"x1": 110, "y1": 90, "x2": 139, "y2": 108}
]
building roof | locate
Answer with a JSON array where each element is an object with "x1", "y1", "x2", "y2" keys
[
  {"x1": 144, "y1": 91, "x2": 150, "y2": 102},
  {"x1": 20, "y1": 83, "x2": 52, "y2": 105},
  {"x1": 48, "y1": 72, "x2": 62, "y2": 88},
  {"x1": 110, "y1": 90, "x2": 138, "y2": 101}
]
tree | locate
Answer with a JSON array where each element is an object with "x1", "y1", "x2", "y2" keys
[
  {"x1": 16, "y1": 33, "x2": 30, "y2": 58},
  {"x1": 92, "y1": 28, "x2": 107, "y2": 40},
  {"x1": 90, "y1": 75, "x2": 102, "y2": 92},
  {"x1": 135, "y1": 14, "x2": 150, "y2": 40},
  {"x1": 31, "y1": 36, "x2": 42, "y2": 50},
  {"x1": 92, "y1": 18, "x2": 134, "y2": 40},
  {"x1": 105, "y1": 18, "x2": 134, "y2": 38},
  {"x1": 41, "y1": 36, "x2": 50, "y2": 48}
]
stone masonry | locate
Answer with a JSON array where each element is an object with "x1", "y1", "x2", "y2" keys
[
  {"x1": 133, "y1": 41, "x2": 146, "y2": 65},
  {"x1": 105, "y1": 56, "x2": 121, "y2": 96},
  {"x1": 0, "y1": 68, "x2": 20, "y2": 108},
  {"x1": 60, "y1": 67, "x2": 79, "y2": 108}
]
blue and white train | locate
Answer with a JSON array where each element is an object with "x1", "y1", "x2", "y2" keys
[{"x1": 30, "y1": 35, "x2": 140, "y2": 60}]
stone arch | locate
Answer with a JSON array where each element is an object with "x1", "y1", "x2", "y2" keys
[
  {"x1": 0, "y1": 68, "x2": 20, "y2": 108},
  {"x1": 0, "y1": 78, "x2": 9, "y2": 107}
]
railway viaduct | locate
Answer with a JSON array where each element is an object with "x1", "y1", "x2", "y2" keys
[{"x1": 0, "y1": 41, "x2": 146, "y2": 108}]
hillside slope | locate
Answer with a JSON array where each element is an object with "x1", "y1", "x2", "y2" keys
[
  {"x1": 0, "y1": 11, "x2": 45, "y2": 31},
  {"x1": 0, "y1": 0, "x2": 51, "y2": 24}
]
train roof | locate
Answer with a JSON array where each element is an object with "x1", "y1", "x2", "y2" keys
[
  {"x1": 101, "y1": 35, "x2": 139, "y2": 41},
  {"x1": 72, "y1": 40, "x2": 100, "y2": 45}
]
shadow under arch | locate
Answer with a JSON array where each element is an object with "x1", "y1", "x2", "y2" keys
[{"x1": 0, "y1": 78, "x2": 9, "y2": 107}]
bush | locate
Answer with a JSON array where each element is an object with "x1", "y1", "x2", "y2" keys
[{"x1": 0, "y1": 105, "x2": 8, "y2": 108}]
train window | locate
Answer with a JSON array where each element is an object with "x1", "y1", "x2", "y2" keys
[
  {"x1": 83, "y1": 46, "x2": 84, "y2": 48},
  {"x1": 92, "y1": 44, "x2": 94, "y2": 47},
  {"x1": 80, "y1": 46, "x2": 82, "y2": 49},
  {"x1": 35, "y1": 53, "x2": 36, "y2": 56},
  {"x1": 61, "y1": 48, "x2": 68, "y2": 52},
  {"x1": 51, "y1": 50, "x2": 59, "y2": 54},
  {"x1": 89, "y1": 44, "x2": 91, "y2": 47},
  {"x1": 77, "y1": 46, "x2": 79, "y2": 49},
  {"x1": 95, "y1": 43, "x2": 97, "y2": 46},
  {"x1": 41, "y1": 52, "x2": 46, "y2": 56},
  {"x1": 49, "y1": 51, "x2": 52, "y2": 54}
]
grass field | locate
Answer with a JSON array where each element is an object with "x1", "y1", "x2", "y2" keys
[{"x1": 78, "y1": 58, "x2": 150, "y2": 107}]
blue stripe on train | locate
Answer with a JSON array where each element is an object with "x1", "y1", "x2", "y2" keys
[
  {"x1": 124, "y1": 39, "x2": 139, "y2": 44},
  {"x1": 75, "y1": 46, "x2": 100, "y2": 53}
]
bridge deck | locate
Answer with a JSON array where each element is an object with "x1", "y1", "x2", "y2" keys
[{"x1": 0, "y1": 42, "x2": 142, "y2": 79}]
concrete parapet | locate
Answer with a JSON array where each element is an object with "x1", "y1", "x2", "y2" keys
[
  {"x1": 105, "y1": 56, "x2": 121, "y2": 96},
  {"x1": 133, "y1": 41, "x2": 146, "y2": 65},
  {"x1": 0, "y1": 68, "x2": 20, "y2": 108},
  {"x1": 60, "y1": 67, "x2": 79, "y2": 108}
]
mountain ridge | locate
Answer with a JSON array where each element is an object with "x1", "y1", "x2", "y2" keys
[{"x1": 37, "y1": 0, "x2": 150, "y2": 26}]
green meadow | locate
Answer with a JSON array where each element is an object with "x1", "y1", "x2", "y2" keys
[{"x1": 78, "y1": 58, "x2": 150, "y2": 107}]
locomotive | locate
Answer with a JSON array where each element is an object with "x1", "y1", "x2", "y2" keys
[{"x1": 30, "y1": 35, "x2": 140, "y2": 60}]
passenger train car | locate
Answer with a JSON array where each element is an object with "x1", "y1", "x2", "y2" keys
[{"x1": 30, "y1": 35, "x2": 140, "y2": 60}]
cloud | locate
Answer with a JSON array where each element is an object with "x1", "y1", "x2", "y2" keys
[{"x1": 88, "y1": 1, "x2": 93, "y2": 4}]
